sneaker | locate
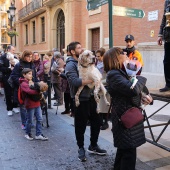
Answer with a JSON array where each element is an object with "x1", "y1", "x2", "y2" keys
[
  {"x1": 87, "y1": 145, "x2": 107, "y2": 155},
  {"x1": 21, "y1": 124, "x2": 26, "y2": 130},
  {"x1": 78, "y1": 148, "x2": 86, "y2": 162},
  {"x1": 0, "y1": 88, "x2": 4, "y2": 95},
  {"x1": 61, "y1": 110, "x2": 70, "y2": 114},
  {"x1": 70, "y1": 112, "x2": 75, "y2": 117},
  {"x1": 35, "y1": 134, "x2": 48, "y2": 141},
  {"x1": 7, "y1": 111, "x2": 13, "y2": 116},
  {"x1": 53, "y1": 102, "x2": 62, "y2": 106},
  {"x1": 159, "y1": 86, "x2": 170, "y2": 92},
  {"x1": 25, "y1": 134, "x2": 33, "y2": 140},
  {"x1": 51, "y1": 97, "x2": 57, "y2": 100},
  {"x1": 100, "y1": 122, "x2": 109, "y2": 130},
  {"x1": 12, "y1": 108, "x2": 20, "y2": 114}
]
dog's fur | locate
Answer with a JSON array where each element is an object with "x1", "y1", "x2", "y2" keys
[
  {"x1": 6, "y1": 52, "x2": 19, "y2": 68},
  {"x1": 75, "y1": 50, "x2": 110, "y2": 113}
]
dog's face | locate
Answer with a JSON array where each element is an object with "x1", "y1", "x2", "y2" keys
[
  {"x1": 79, "y1": 50, "x2": 95, "y2": 67},
  {"x1": 39, "y1": 81, "x2": 48, "y2": 92},
  {"x1": 7, "y1": 52, "x2": 14, "y2": 60}
]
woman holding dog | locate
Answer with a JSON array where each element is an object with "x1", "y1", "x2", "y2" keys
[{"x1": 103, "y1": 47, "x2": 153, "y2": 170}]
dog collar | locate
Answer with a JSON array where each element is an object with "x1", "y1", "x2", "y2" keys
[{"x1": 80, "y1": 63, "x2": 94, "y2": 68}]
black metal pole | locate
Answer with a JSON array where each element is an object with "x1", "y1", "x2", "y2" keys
[
  {"x1": 108, "y1": 0, "x2": 113, "y2": 48},
  {"x1": 47, "y1": 76, "x2": 52, "y2": 109},
  {"x1": 10, "y1": 16, "x2": 13, "y2": 45}
]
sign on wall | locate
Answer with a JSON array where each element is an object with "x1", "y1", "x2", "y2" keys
[
  {"x1": 148, "y1": 10, "x2": 158, "y2": 21},
  {"x1": 86, "y1": 0, "x2": 108, "y2": 11},
  {"x1": 113, "y1": 6, "x2": 145, "y2": 18}
]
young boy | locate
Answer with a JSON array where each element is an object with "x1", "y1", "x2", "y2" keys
[{"x1": 19, "y1": 68, "x2": 48, "y2": 141}]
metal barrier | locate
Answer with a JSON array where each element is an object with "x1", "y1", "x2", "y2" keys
[{"x1": 144, "y1": 90, "x2": 170, "y2": 152}]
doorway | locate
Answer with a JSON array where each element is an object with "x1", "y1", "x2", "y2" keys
[{"x1": 91, "y1": 28, "x2": 100, "y2": 52}]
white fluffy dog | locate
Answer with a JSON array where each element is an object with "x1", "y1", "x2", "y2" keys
[
  {"x1": 6, "y1": 52, "x2": 19, "y2": 68},
  {"x1": 75, "y1": 50, "x2": 110, "y2": 113}
]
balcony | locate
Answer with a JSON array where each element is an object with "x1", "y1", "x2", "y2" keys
[
  {"x1": 0, "y1": 5, "x2": 6, "y2": 12},
  {"x1": 1, "y1": 36, "x2": 8, "y2": 44},
  {"x1": 1, "y1": 24, "x2": 7, "y2": 29},
  {"x1": 43, "y1": 0, "x2": 62, "y2": 6},
  {"x1": 18, "y1": 0, "x2": 46, "y2": 21}
]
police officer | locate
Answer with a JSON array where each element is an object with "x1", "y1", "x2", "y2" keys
[{"x1": 158, "y1": 0, "x2": 170, "y2": 92}]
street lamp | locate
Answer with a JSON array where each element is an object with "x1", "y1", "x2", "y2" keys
[{"x1": 7, "y1": 4, "x2": 16, "y2": 45}]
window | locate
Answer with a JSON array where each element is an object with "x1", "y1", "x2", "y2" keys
[
  {"x1": 41, "y1": 17, "x2": 45, "y2": 42},
  {"x1": 57, "y1": 10, "x2": 65, "y2": 53},
  {"x1": 32, "y1": 21, "x2": 36, "y2": 43},
  {"x1": 25, "y1": 24, "x2": 28, "y2": 45}
]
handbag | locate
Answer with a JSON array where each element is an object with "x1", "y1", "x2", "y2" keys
[{"x1": 116, "y1": 107, "x2": 144, "y2": 129}]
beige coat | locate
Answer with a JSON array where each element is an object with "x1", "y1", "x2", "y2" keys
[{"x1": 99, "y1": 71, "x2": 111, "y2": 113}]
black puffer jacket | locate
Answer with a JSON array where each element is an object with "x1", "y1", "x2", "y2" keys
[
  {"x1": 158, "y1": 0, "x2": 170, "y2": 36},
  {"x1": 0, "y1": 53, "x2": 11, "y2": 80},
  {"x1": 107, "y1": 69, "x2": 147, "y2": 149}
]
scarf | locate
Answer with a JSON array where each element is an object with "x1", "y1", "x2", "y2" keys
[{"x1": 126, "y1": 46, "x2": 136, "y2": 56}]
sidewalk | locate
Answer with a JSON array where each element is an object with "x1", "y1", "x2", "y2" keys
[{"x1": 0, "y1": 95, "x2": 170, "y2": 169}]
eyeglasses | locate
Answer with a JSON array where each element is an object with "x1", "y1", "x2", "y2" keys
[{"x1": 120, "y1": 51, "x2": 127, "y2": 55}]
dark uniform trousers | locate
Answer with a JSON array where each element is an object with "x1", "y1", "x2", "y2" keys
[{"x1": 164, "y1": 42, "x2": 170, "y2": 87}]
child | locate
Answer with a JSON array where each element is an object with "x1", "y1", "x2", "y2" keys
[
  {"x1": 43, "y1": 52, "x2": 52, "y2": 82},
  {"x1": 19, "y1": 68, "x2": 48, "y2": 141}
]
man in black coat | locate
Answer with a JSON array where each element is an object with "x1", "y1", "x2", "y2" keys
[
  {"x1": 158, "y1": 0, "x2": 170, "y2": 92},
  {"x1": 0, "y1": 45, "x2": 19, "y2": 116}
]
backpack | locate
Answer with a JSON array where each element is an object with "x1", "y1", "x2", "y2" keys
[{"x1": 18, "y1": 86, "x2": 24, "y2": 105}]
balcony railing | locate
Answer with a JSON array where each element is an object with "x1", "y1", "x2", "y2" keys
[
  {"x1": 1, "y1": 24, "x2": 7, "y2": 28},
  {"x1": 18, "y1": 0, "x2": 43, "y2": 19},
  {"x1": 0, "y1": 5, "x2": 6, "y2": 12},
  {"x1": 1, "y1": 36, "x2": 8, "y2": 43}
]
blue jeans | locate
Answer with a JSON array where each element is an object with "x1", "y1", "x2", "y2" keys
[
  {"x1": 20, "y1": 104, "x2": 27, "y2": 126},
  {"x1": 26, "y1": 106, "x2": 43, "y2": 136}
]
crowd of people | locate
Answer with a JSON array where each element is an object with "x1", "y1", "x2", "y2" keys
[
  {"x1": 0, "y1": 34, "x2": 156, "y2": 170},
  {"x1": 0, "y1": 0, "x2": 169, "y2": 169}
]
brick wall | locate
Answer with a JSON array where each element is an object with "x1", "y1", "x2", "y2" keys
[
  {"x1": 15, "y1": 0, "x2": 165, "y2": 52},
  {"x1": 79, "y1": 0, "x2": 164, "y2": 47}
]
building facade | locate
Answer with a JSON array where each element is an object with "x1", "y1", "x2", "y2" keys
[
  {"x1": 0, "y1": 0, "x2": 11, "y2": 50},
  {"x1": 15, "y1": 0, "x2": 165, "y2": 53}
]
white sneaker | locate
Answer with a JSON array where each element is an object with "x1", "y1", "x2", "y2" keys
[
  {"x1": 7, "y1": 111, "x2": 13, "y2": 116},
  {"x1": 12, "y1": 108, "x2": 20, "y2": 114},
  {"x1": 0, "y1": 88, "x2": 4, "y2": 95},
  {"x1": 35, "y1": 134, "x2": 48, "y2": 141},
  {"x1": 25, "y1": 134, "x2": 34, "y2": 140}
]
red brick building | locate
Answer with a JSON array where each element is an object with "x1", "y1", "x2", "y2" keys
[{"x1": 15, "y1": 0, "x2": 164, "y2": 53}]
